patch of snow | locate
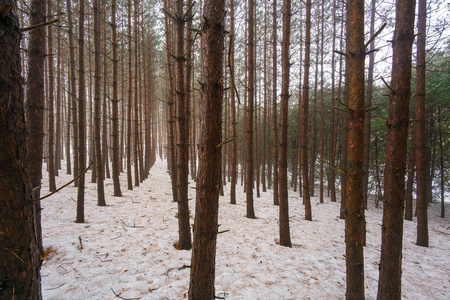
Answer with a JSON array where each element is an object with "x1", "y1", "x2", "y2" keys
[{"x1": 40, "y1": 159, "x2": 450, "y2": 299}]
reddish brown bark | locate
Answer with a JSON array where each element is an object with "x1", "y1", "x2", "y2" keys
[
  {"x1": 415, "y1": 0, "x2": 428, "y2": 247},
  {"x1": 278, "y1": 0, "x2": 292, "y2": 247},
  {"x1": 175, "y1": 0, "x2": 192, "y2": 250},
  {"x1": 377, "y1": 0, "x2": 416, "y2": 298},
  {"x1": 0, "y1": 2, "x2": 42, "y2": 297},
  {"x1": 188, "y1": 0, "x2": 225, "y2": 297},
  {"x1": 344, "y1": 0, "x2": 366, "y2": 298},
  {"x1": 26, "y1": 0, "x2": 46, "y2": 257}
]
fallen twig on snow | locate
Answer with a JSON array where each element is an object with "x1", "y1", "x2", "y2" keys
[{"x1": 111, "y1": 287, "x2": 141, "y2": 300}]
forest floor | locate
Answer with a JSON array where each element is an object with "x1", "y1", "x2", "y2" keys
[{"x1": 40, "y1": 159, "x2": 449, "y2": 299}]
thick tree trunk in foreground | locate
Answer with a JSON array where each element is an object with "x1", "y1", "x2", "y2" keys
[
  {"x1": 278, "y1": 0, "x2": 292, "y2": 247},
  {"x1": 26, "y1": 0, "x2": 46, "y2": 258},
  {"x1": 188, "y1": 0, "x2": 224, "y2": 297},
  {"x1": 377, "y1": 0, "x2": 416, "y2": 298},
  {"x1": 0, "y1": 1, "x2": 42, "y2": 297},
  {"x1": 344, "y1": 0, "x2": 365, "y2": 298}
]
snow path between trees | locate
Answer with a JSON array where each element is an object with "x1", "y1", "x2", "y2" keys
[{"x1": 40, "y1": 159, "x2": 449, "y2": 299}]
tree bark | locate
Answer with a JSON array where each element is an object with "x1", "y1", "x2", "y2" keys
[
  {"x1": 278, "y1": 0, "x2": 292, "y2": 247},
  {"x1": 345, "y1": 0, "x2": 366, "y2": 298},
  {"x1": 25, "y1": 0, "x2": 46, "y2": 258},
  {"x1": 230, "y1": 0, "x2": 237, "y2": 205},
  {"x1": 127, "y1": 0, "x2": 133, "y2": 190},
  {"x1": 76, "y1": 0, "x2": 87, "y2": 223},
  {"x1": 377, "y1": 0, "x2": 416, "y2": 298},
  {"x1": 415, "y1": 0, "x2": 428, "y2": 247},
  {"x1": 66, "y1": 0, "x2": 78, "y2": 185},
  {"x1": 363, "y1": 0, "x2": 377, "y2": 210},
  {"x1": 188, "y1": 0, "x2": 224, "y2": 297},
  {"x1": 47, "y1": 0, "x2": 56, "y2": 192},
  {"x1": 175, "y1": 0, "x2": 192, "y2": 250},
  {"x1": 0, "y1": 1, "x2": 42, "y2": 297},
  {"x1": 301, "y1": 0, "x2": 312, "y2": 221},
  {"x1": 272, "y1": 0, "x2": 279, "y2": 206},
  {"x1": 111, "y1": 0, "x2": 122, "y2": 196},
  {"x1": 246, "y1": 0, "x2": 255, "y2": 219},
  {"x1": 94, "y1": 0, "x2": 106, "y2": 206}
]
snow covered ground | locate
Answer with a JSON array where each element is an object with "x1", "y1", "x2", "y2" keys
[{"x1": 40, "y1": 159, "x2": 449, "y2": 299}]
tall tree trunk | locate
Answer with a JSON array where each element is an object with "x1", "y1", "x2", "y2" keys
[
  {"x1": 309, "y1": 10, "x2": 319, "y2": 197},
  {"x1": 364, "y1": 0, "x2": 377, "y2": 210},
  {"x1": 0, "y1": 2, "x2": 42, "y2": 297},
  {"x1": 103, "y1": 5, "x2": 111, "y2": 180},
  {"x1": 345, "y1": 0, "x2": 366, "y2": 298},
  {"x1": 126, "y1": 0, "x2": 133, "y2": 190},
  {"x1": 188, "y1": 0, "x2": 225, "y2": 297},
  {"x1": 111, "y1": 0, "x2": 122, "y2": 196},
  {"x1": 415, "y1": 0, "x2": 428, "y2": 247},
  {"x1": 319, "y1": 0, "x2": 325, "y2": 204},
  {"x1": 66, "y1": 0, "x2": 78, "y2": 185},
  {"x1": 279, "y1": 0, "x2": 292, "y2": 247},
  {"x1": 25, "y1": 0, "x2": 46, "y2": 258},
  {"x1": 262, "y1": 3, "x2": 267, "y2": 193},
  {"x1": 163, "y1": 0, "x2": 178, "y2": 203},
  {"x1": 377, "y1": 0, "x2": 416, "y2": 298},
  {"x1": 329, "y1": 0, "x2": 337, "y2": 202},
  {"x1": 55, "y1": 0, "x2": 62, "y2": 174},
  {"x1": 230, "y1": 0, "x2": 237, "y2": 205},
  {"x1": 272, "y1": 0, "x2": 279, "y2": 206},
  {"x1": 76, "y1": 0, "x2": 87, "y2": 223},
  {"x1": 301, "y1": 0, "x2": 312, "y2": 221},
  {"x1": 94, "y1": 0, "x2": 106, "y2": 206},
  {"x1": 175, "y1": 0, "x2": 192, "y2": 250},
  {"x1": 133, "y1": 0, "x2": 140, "y2": 186},
  {"x1": 246, "y1": 0, "x2": 255, "y2": 219},
  {"x1": 66, "y1": 64, "x2": 72, "y2": 175},
  {"x1": 47, "y1": 0, "x2": 56, "y2": 192}
]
